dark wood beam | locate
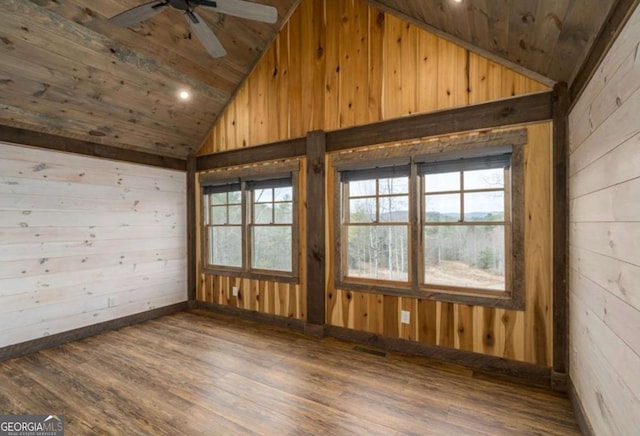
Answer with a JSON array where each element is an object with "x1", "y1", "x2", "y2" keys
[
  {"x1": 196, "y1": 92, "x2": 554, "y2": 169},
  {"x1": 306, "y1": 131, "x2": 326, "y2": 327},
  {"x1": 570, "y1": 0, "x2": 640, "y2": 106},
  {"x1": 552, "y1": 83, "x2": 570, "y2": 380},
  {"x1": 326, "y1": 92, "x2": 553, "y2": 151},
  {"x1": 187, "y1": 155, "x2": 197, "y2": 304},
  {"x1": 0, "y1": 125, "x2": 186, "y2": 171},
  {"x1": 196, "y1": 137, "x2": 307, "y2": 171}
]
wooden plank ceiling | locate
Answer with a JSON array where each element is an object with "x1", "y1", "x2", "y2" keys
[
  {"x1": 0, "y1": 0, "x2": 618, "y2": 158},
  {"x1": 365, "y1": 0, "x2": 616, "y2": 85},
  {"x1": 0, "y1": 0, "x2": 298, "y2": 158}
]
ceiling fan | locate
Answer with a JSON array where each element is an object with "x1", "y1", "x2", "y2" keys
[{"x1": 109, "y1": 0, "x2": 278, "y2": 58}]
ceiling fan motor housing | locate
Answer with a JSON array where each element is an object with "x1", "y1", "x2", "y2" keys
[{"x1": 168, "y1": 0, "x2": 217, "y2": 11}]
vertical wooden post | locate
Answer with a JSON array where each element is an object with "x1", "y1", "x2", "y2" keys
[
  {"x1": 552, "y1": 82, "x2": 569, "y2": 385},
  {"x1": 187, "y1": 154, "x2": 197, "y2": 306},
  {"x1": 306, "y1": 131, "x2": 326, "y2": 333}
]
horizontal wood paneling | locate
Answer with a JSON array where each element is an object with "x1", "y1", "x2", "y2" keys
[
  {"x1": 327, "y1": 123, "x2": 554, "y2": 366},
  {"x1": 198, "y1": 0, "x2": 548, "y2": 155},
  {"x1": 568, "y1": 5, "x2": 640, "y2": 434},
  {"x1": 0, "y1": 142, "x2": 187, "y2": 348}
]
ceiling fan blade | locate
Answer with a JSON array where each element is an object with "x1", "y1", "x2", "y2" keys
[
  {"x1": 186, "y1": 11, "x2": 227, "y2": 58},
  {"x1": 200, "y1": 0, "x2": 278, "y2": 24},
  {"x1": 109, "y1": 1, "x2": 169, "y2": 27}
]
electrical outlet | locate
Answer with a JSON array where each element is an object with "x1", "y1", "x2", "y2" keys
[
  {"x1": 232, "y1": 286, "x2": 239, "y2": 297},
  {"x1": 401, "y1": 310, "x2": 410, "y2": 324},
  {"x1": 108, "y1": 296, "x2": 117, "y2": 308}
]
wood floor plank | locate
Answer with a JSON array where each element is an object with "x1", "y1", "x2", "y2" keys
[{"x1": 0, "y1": 311, "x2": 579, "y2": 435}]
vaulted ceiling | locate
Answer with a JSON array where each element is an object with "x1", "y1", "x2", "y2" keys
[{"x1": 0, "y1": 0, "x2": 621, "y2": 158}]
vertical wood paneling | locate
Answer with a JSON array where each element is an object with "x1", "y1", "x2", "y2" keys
[
  {"x1": 326, "y1": 123, "x2": 553, "y2": 365},
  {"x1": 195, "y1": 0, "x2": 552, "y2": 365},
  {"x1": 568, "y1": 6, "x2": 640, "y2": 434},
  {"x1": 197, "y1": 0, "x2": 548, "y2": 155},
  {"x1": 0, "y1": 143, "x2": 187, "y2": 347}
]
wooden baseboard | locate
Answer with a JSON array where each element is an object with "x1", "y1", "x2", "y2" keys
[
  {"x1": 568, "y1": 377, "x2": 596, "y2": 436},
  {"x1": 325, "y1": 325, "x2": 552, "y2": 389},
  {"x1": 551, "y1": 371, "x2": 568, "y2": 392},
  {"x1": 190, "y1": 302, "x2": 552, "y2": 389},
  {"x1": 193, "y1": 301, "x2": 305, "y2": 333},
  {"x1": 0, "y1": 302, "x2": 187, "y2": 363}
]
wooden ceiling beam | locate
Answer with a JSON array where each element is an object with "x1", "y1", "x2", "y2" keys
[{"x1": 0, "y1": 125, "x2": 186, "y2": 171}]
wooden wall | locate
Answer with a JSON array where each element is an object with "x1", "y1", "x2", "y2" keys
[
  {"x1": 0, "y1": 142, "x2": 187, "y2": 348},
  {"x1": 195, "y1": 159, "x2": 307, "y2": 320},
  {"x1": 568, "y1": 6, "x2": 640, "y2": 434},
  {"x1": 196, "y1": 0, "x2": 553, "y2": 366},
  {"x1": 198, "y1": 0, "x2": 548, "y2": 154},
  {"x1": 327, "y1": 123, "x2": 553, "y2": 366}
]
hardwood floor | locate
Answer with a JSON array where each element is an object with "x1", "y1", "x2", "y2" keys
[{"x1": 0, "y1": 311, "x2": 580, "y2": 435}]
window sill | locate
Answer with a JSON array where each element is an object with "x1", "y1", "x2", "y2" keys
[
  {"x1": 202, "y1": 266, "x2": 299, "y2": 284},
  {"x1": 335, "y1": 279, "x2": 524, "y2": 310}
]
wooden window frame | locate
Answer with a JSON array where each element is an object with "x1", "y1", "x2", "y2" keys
[
  {"x1": 200, "y1": 161, "x2": 300, "y2": 283},
  {"x1": 332, "y1": 130, "x2": 526, "y2": 309},
  {"x1": 341, "y1": 168, "x2": 412, "y2": 288}
]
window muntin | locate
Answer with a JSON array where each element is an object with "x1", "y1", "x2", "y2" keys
[
  {"x1": 342, "y1": 168, "x2": 410, "y2": 283},
  {"x1": 421, "y1": 165, "x2": 509, "y2": 294},
  {"x1": 334, "y1": 143, "x2": 523, "y2": 308},
  {"x1": 201, "y1": 170, "x2": 297, "y2": 280}
]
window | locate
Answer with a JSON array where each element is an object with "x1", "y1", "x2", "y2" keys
[
  {"x1": 342, "y1": 167, "x2": 410, "y2": 283},
  {"x1": 201, "y1": 163, "x2": 299, "y2": 281},
  {"x1": 333, "y1": 130, "x2": 526, "y2": 309},
  {"x1": 420, "y1": 156, "x2": 510, "y2": 294}
]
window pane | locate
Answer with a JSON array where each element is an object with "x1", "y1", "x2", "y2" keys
[
  {"x1": 349, "y1": 179, "x2": 376, "y2": 197},
  {"x1": 211, "y1": 206, "x2": 227, "y2": 225},
  {"x1": 424, "y1": 225, "x2": 505, "y2": 290},
  {"x1": 274, "y1": 187, "x2": 292, "y2": 202},
  {"x1": 254, "y1": 188, "x2": 273, "y2": 203},
  {"x1": 228, "y1": 205, "x2": 242, "y2": 225},
  {"x1": 379, "y1": 195, "x2": 409, "y2": 222},
  {"x1": 252, "y1": 226, "x2": 292, "y2": 271},
  {"x1": 209, "y1": 226, "x2": 242, "y2": 267},
  {"x1": 349, "y1": 198, "x2": 376, "y2": 223},
  {"x1": 254, "y1": 203, "x2": 273, "y2": 224},
  {"x1": 464, "y1": 192, "x2": 504, "y2": 221},
  {"x1": 425, "y1": 194, "x2": 460, "y2": 222},
  {"x1": 346, "y1": 225, "x2": 408, "y2": 281},
  {"x1": 211, "y1": 192, "x2": 228, "y2": 206},
  {"x1": 379, "y1": 177, "x2": 409, "y2": 195},
  {"x1": 228, "y1": 190, "x2": 242, "y2": 204},
  {"x1": 464, "y1": 168, "x2": 504, "y2": 190},
  {"x1": 274, "y1": 202, "x2": 293, "y2": 224},
  {"x1": 424, "y1": 172, "x2": 460, "y2": 193}
]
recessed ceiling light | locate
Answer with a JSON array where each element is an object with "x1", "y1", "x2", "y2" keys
[
  {"x1": 453, "y1": 0, "x2": 463, "y2": 3},
  {"x1": 179, "y1": 90, "x2": 190, "y2": 100}
]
